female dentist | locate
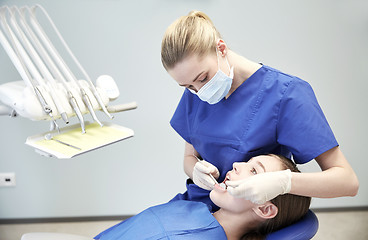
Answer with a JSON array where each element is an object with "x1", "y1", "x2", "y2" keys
[{"x1": 161, "y1": 10, "x2": 359, "y2": 211}]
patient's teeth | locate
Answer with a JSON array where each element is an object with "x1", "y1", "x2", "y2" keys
[{"x1": 219, "y1": 183, "x2": 226, "y2": 189}]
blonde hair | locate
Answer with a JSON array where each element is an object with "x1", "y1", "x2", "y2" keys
[{"x1": 161, "y1": 10, "x2": 221, "y2": 70}]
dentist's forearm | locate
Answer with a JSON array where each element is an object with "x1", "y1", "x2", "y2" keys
[
  {"x1": 290, "y1": 147, "x2": 359, "y2": 198},
  {"x1": 290, "y1": 167, "x2": 359, "y2": 198},
  {"x1": 184, "y1": 155, "x2": 197, "y2": 179},
  {"x1": 183, "y1": 142, "x2": 198, "y2": 180}
]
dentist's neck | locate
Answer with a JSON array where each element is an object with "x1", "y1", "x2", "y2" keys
[{"x1": 225, "y1": 50, "x2": 262, "y2": 99}]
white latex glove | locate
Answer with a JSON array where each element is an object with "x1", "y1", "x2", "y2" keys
[
  {"x1": 226, "y1": 169, "x2": 292, "y2": 204},
  {"x1": 192, "y1": 160, "x2": 220, "y2": 191}
]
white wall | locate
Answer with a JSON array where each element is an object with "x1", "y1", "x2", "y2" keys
[{"x1": 0, "y1": 0, "x2": 367, "y2": 219}]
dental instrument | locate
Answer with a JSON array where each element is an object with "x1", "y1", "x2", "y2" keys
[
  {"x1": 14, "y1": 6, "x2": 86, "y2": 130},
  {"x1": 24, "y1": 5, "x2": 93, "y2": 131},
  {"x1": 0, "y1": 7, "x2": 60, "y2": 131},
  {"x1": 193, "y1": 155, "x2": 219, "y2": 185},
  {"x1": 4, "y1": 6, "x2": 69, "y2": 124},
  {"x1": 0, "y1": 4, "x2": 136, "y2": 158},
  {"x1": 34, "y1": 86, "x2": 60, "y2": 132},
  {"x1": 30, "y1": 5, "x2": 113, "y2": 120},
  {"x1": 44, "y1": 133, "x2": 81, "y2": 151}
]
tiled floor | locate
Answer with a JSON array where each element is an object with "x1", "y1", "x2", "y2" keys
[{"x1": 1, "y1": 210, "x2": 367, "y2": 240}]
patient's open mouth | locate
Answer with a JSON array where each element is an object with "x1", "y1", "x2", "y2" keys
[{"x1": 219, "y1": 175, "x2": 230, "y2": 190}]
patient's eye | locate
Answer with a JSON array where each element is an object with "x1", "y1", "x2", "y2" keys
[
  {"x1": 233, "y1": 166, "x2": 239, "y2": 174},
  {"x1": 251, "y1": 168, "x2": 257, "y2": 175}
]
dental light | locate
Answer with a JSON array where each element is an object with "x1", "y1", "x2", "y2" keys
[{"x1": 0, "y1": 5, "x2": 136, "y2": 158}]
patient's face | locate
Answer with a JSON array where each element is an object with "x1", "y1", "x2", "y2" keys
[{"x1": 210, "y1": 155, "x2": 283, "y2": 212}]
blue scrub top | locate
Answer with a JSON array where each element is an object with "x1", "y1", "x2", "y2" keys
[
  {"x1": 94, "y1": 201, "x2": 227, "y2": 240},
  {"x1": 170, "y1": 65, "x2": 338, "y2": 210}
]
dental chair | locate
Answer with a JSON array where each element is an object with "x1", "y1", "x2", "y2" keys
[
  {"x1": 21, "y1": 210, "x2": 318, "y2": 240},
  {"x1": 267, "y1": 209, "x2": 319, "y2": 239}
]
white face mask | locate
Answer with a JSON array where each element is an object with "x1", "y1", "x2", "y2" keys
[{"x1": 191, "y1": 52, "x2": 234, "y2": 104}]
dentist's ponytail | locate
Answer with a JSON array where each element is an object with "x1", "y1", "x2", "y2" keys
[{"x1": 161, "y1": 10, "x2": 221, "y2": 70}]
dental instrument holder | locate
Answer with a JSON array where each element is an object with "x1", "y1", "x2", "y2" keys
[
  {"x1": 26, "y1": 121, "x2": 134, "y2": 159},
  {"x1": 0, "y1": 4, "x2": 137, "y2": 158}
]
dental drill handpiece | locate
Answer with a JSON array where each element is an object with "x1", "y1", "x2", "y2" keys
[
  {"x1": 193, "y1": 155, "x2": 218, "y2": 185},
  {"x1": 68, "y1": 91, "x2": 86, "y2": 134},
  {"x1": 34, "y1": 86, "x2": 60, "y2": 132},
  {"x1": 81, "y1": 88, "x2": 103, "y2": 127}
]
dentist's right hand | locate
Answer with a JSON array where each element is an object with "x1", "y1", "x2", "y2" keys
[{"x1": 193, "y1": 159, "x2": 220, "y2": 190}]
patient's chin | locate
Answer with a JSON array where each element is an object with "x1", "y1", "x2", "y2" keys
[{"x1": 209, "y1": 189, "x2": 223, "y2": 208}]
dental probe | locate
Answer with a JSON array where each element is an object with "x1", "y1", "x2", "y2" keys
[
  {"x1": 44, "y1": 133, "x2": 81, "y2": 150},
  {"x1": 193, "y1": 155, "x2": 218, "y2": 184}
]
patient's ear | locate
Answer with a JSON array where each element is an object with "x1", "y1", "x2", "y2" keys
[{"x1": 252, "y1": 203, "x2": 278, "y2": 219}]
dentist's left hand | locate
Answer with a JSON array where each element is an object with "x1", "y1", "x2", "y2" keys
[
  {"x1": 226, "y1": 169, "x2": 292, "y2": 204},
  {"x1": 193, "y1": 160, "x2": 220, "y2": 191}
]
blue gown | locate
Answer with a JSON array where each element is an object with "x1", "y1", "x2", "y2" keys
[
  {"x1": 94, "y1": 201, "x2": 227, "y2": 240},
  {"x1": 170, "y1": 65, "x2": 338, "y2": 210}
]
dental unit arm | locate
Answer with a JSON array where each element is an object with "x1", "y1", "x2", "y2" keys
[{"x1": 0, "y1": 5, "x2": 136, "y2": 158}]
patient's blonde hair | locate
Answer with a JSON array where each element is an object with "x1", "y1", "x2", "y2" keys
[{"x1": 161, "y1": 10, "x2": 221, "y2": 70}]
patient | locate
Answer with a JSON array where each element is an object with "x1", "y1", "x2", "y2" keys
[{"x1": 94, "y1": 154, "x2": 311, "y2": 240}]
